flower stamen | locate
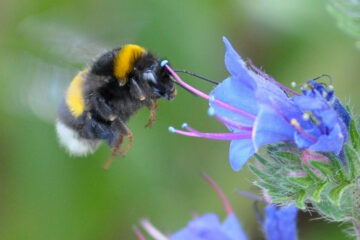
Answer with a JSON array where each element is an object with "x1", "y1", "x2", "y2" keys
[
  {"x1": 212, "y1": 112, "x2": 253, "y2": 131},
  {"x1": 181, "y1": 122, "x2": 200, "y2": 133},
  {"x1": 133, "y1": 226, "x2": 147, "y2": 240},
  {"x1": 164, "y1": 64, "x2": 256, "y2": 120},
  {"x1": 140, "y1": 219, "x2": 167, "y2": 240},
  {"x1": 290, "y1": 119, "x2": 317, "y2": 142},
  {"x1": 169, "y1": 126, "x2": 252, "y2": 140}
]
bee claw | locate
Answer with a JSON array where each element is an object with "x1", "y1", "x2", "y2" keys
[
  {"x1": 146, "y1": 101, "x2": 157, "y2": 128},
  {"x1": 145, "y1": 121, "x2": 153, "y2": 128},
  {"x1": 120, "y1": 133, "x2": 133, "y2": 156}
]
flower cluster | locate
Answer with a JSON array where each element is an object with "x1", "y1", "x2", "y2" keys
[
  {"x1": 166, "y1": 37, "x2": 349, "y2": 171},
  {"x1": 150, "y1": 36, "x2": 360, "y2": 238},
  {"x1": 134, "y1": 174, "x2": 298, "y2": 240}
]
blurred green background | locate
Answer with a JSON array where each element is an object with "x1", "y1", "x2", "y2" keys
[{"x1": 0, "y1": 0, "x2": 359, "y2": 239}]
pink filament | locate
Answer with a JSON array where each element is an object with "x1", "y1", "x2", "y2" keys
[
  {"x1": 291, "y1": 121, "x2": 317, "y2": 143},
  {"x1": 202, "y1": 172, "x2": 233, "y2": 215},
  {"x1": 269, "y1": 97, "x2": 317, "y2": 143},
  {"x1": 183, "y1": 124, "x2": 201, "y2": 133},
  {"x1": 140, "y1": 219, "x2": 167, "y2": 240},
  {"x1": 213, "y1": 114, "x2": 253, "y2": 131},
  {"x1": 133, "y1": 226, "x2": 147, "y2": 240},
  {"x1": 173, "y1": 128, "x2": 252, "y2": 140},
  {"x1": 165, "y1": 64, "x2": 256, "y2": 120}
]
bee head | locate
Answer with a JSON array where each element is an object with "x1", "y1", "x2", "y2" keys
[{"x1": 133, "y1": 54, "x2": 176, "y2": 100}]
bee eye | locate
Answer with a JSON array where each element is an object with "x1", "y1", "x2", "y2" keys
[
  {"x1": 145, "y1": 67, "x2": 153, "y2": 73},
  {"x1": 145, "y1": 63, "x2": 159, "y2": 73}
]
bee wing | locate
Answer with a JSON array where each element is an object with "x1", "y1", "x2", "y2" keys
[
  {"x1": 6, "y1": 17, "x2": 113, "y2": 123},
  {"x1": 18, "y1": 16, "x2": 112, "y2": 65},
  {"x1": 1, "y1": 52, "x2": 75, "y2": 123}
]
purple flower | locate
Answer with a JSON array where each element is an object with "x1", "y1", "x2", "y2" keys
[{"x1": 165, "y1": 37, "x2": 349, "y2": 171}]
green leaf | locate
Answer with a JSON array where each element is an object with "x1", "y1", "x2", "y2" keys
[
  {"x1": 309, "y1": 161, "x2": 334, "y2": 178},
  {"x1": 284, "y1": 165, "x2": 301, "y2": 172},
  {"x1": 350, "y1": 119, "x2": 360, "y2": 151},
  {"x1": 310, "y1": 181, "x2": 328, "y2": 203},
  {"x1": 328, "y1": 182, "x2": 354, "y2": 206},
  {"x1": 254, "y1": 153, "x2": 271, "y2": 166},
  {"x1": 313, "y1": 200, "x2": 348, "y2": 221},
  {"x1": 327, "y1": 153, "x2": 346, "y2": 181},
  {"x1": 287, "y1": 176, "x2": 313, "y2": 189},
  {"x1": 295, "y1": 190, "x2": 307, "y2": 210},
  {"x1": 344, "y1": 144, "x2": 359, "y2": 179},
  {"x1": 302, "y1": 164, "x2": 322, "y2": 182},
  {"x1": 253, "y1": 181, "x2": 281, "y2": 194},
  {"x1": 271, "y1": 196, "x2": 294, "y2": 203},
  {"x1": 274, "y1": 151, "x2": 301, "y2": 162},
  {"x1": 248, "y1": 164, "x2": 272, "y2": 182}
]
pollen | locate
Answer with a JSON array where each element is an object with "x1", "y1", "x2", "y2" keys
[
  {"x1": 290, "y1": 118, "x2": 300, "y2": 128},
  {"x1": 208, "y1": 107, "x2": 215, "y2": 116},
  {"x1": 302, "y1": 113, "x2": 310, "y2": 121},
  {"x1": 114, "y1": 44, "x2": 146, "y2": 84},
  {"x1": 66, "y1": 69, "x2": 88, "y2": 117}
]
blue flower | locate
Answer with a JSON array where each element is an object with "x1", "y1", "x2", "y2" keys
[
  {"x1": 170, "y1": 213, "x2": 247, "y2": 240},
  {"x1": 135, "y1": 174, "x2": 299, "y2": 240},
  {"x1": 263, "y1": 205, "x2": 298, "y2": 240},
  {"x1": 165, "y1": 37, "x2": 349, "y2": 171}
]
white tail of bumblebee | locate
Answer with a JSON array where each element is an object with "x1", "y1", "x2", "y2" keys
[{"x1": 55, "y1": 120, "x2": 101, "y2": 156}]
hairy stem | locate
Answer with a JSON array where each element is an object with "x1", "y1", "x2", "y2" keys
[{"x1": 353, "y1": 218, "x2": 360, "y2": 240}]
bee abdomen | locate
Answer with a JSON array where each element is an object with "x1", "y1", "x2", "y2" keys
[{"x1": 56, "y1": 120, "x2": 101, "y2": 156}]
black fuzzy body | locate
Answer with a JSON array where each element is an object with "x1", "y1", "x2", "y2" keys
[{"x1": 57, "y1": 47, "x2": 176, "y2": 151}]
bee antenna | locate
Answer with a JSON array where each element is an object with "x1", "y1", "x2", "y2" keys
[{"x1": 174, "y1": 69, "x2": 219, "y2": 85}]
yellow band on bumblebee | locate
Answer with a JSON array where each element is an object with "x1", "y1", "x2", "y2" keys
[
  {"x1": 114, "y1": 44, "x2": 146, "y2": 84},
  {"x1": 66, "y1": 69, "x2": 88, "y2": 117}
]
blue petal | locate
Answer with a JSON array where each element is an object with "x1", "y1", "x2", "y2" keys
[
  {"x1": 309, "y1": 123, "x2": 345, "y2": 155},
  {"x1": 332, "y1": 98, "x2": 350, "y2": 127},
  {"x1": 170, "y1": 214, "x2": 228, "y2": 240},
  {"x1": 229, "y1": 139, "x2": 255, "y2": 171},
  {"x1": 170, "y1": 230, "x2": 203, "y2": 240},
  {"x1": 264, "y1": 205, "x2": 298, "y2": 240},
  {"x1": 292, "y1": 95, "x2": 328, "y2": 111},
  {"x1": 210, "y1": 77, "x2": 258, "y2": 126},
  {"x1": 253, "y1": 106, "x2": 295, "y2": 149},
  {"x1": 293, "y1": 126, "x2": 320, "y2": 149},
  {"x1": 253, "y1": 79, "x2": 290, "y2": 106},
  {"x1": 221, "y1": 214, "x2": 248, "y2": 240},
  {"x1": 314, "y1": 108, "x2": 338, "y2": 129},
  {"x1": 223, "y1": 36, "x2": 257, "y2": 90}
]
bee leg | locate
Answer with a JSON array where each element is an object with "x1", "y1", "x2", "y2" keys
[
  {"x1": 89, "y1": 93, "x2": 116, "y2": 121},
  {"x1": 120, "y1": 132, "x2": 133, "y2": 156},
  {"x1": 103, "y1": 135, "x2": 124, "y2": 170},
  {"x1": 130, "y1": 78, "x2": 146, "y2": 101},
  {"x1": 103, "y1": 118, "x2": 132, "y2": 169},
  {"x1": 145, "y1": 100, "x2": 158, "y2": 128}
]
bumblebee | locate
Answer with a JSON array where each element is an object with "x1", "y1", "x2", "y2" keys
[{"x1": 56, "y1": 44, "x2": 176, "y2": 168}]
